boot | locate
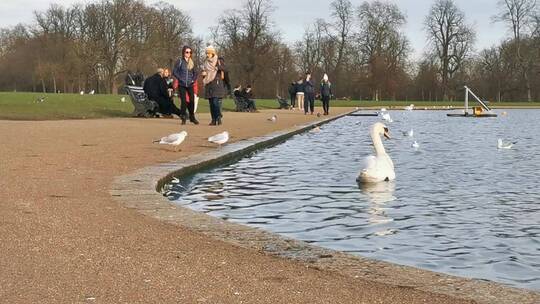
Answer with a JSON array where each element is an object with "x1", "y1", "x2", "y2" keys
[
  {"x1": 209, "y1": 120, "x2": 216, "y2": 126},
  {"x1": 180, "y1": 115, "x2": 187, "y2": 125},
  {"x1": 217, "y1": 117, "x2": 222, "y2": 125},
  {"x1": 189, "y1": 116, "x2": 199, "y2": 125}
]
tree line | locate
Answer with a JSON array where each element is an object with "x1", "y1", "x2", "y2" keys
[{"x1": 0, "y1": 0, "x2": 539, "y2": 102}]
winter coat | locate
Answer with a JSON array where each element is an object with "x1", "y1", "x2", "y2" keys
[
  {"x1": 288, "y1": 83, "x2": 296, "y2": 96},
  {"x1": 320, "y1": 81, "x2": 332, "y2": 97},
  {"x1": 143, "y1": 73, "x2": 168, "y2": 101},
  {"x1": 304, "y1": 79, "x2": 315, "y2": 95},
  {"x1": 294, "y1": 81, "x2": 304, "y2": 94},
  {"x1": 204, "y1": 62, "x2": 228, "y2": 99},
  {"x1": 173, "y1": 58, "x2": 198, "y2": 87}
]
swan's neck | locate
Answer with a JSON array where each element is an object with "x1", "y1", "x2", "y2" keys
[{"x1": 371, "y1": 131, "x2": 386, "y2": 156}]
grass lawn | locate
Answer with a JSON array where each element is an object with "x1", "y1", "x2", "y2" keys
[{"x1": 0, "y1": 91, "x2": 538, "y2": 120}]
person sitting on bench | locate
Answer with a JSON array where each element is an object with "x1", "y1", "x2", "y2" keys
[
  {"x1": 143, "y1": 68, "x2": 181, "y2": 118},
  {"x1": 241, "y1": 85, "x2": 257, "y2": 112}
]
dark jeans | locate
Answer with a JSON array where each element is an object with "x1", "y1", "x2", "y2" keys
[
  {"x1": 290, "y1": 93, "x2": 296, "y2": 108},
  {"x1": 179, "y1": 86, "x2": 195, "y2": 119},
  {"x1": 209, "y1": 97, "x2": 222, "y2": 121},
  {"x1": 321, "y1": 95, "x2": 330, "y2": 114},
  {"x1": 154, "y1": 96, "x2": 181, "y2": 116},
  {"x1": 304, "y1": 93, "x2": 315, "y2": 114}
]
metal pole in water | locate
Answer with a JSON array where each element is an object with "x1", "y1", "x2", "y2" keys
[{"x1": 464, "y1": 86, "x2": 469, "y2": 115}]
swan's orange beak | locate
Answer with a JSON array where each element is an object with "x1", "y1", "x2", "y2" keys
[{"x1": 383, "y1": 127, "x2": 390, "y2": 139}]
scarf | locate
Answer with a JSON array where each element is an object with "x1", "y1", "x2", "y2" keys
[{"x1": 203, "y1": 55, "x2": 218, "y2": 85}]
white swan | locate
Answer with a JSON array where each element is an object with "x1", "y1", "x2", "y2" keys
[{"x1": 357, "y1": 122, "x2": 395, "y2": 183}]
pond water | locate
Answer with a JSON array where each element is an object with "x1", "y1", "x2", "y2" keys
[{"x1": 167, "y1": 109, "x2": 540, "y2": 291}]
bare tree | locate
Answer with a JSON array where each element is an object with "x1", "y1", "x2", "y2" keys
[
  {"x1": 425, "y1": 0, "x2": 475, "y2": 100},
  {"x1": 494, "y1": 0, "x2": 537, "y2": 101},
  {"x1": 213, "y1": 0, "x2": 280, "y2": 95},
  {"x1": 356, "y1": 1, "x2": 410, "y2": 100},
  {"x1": 328, "y1": 0, "x2": 353, "y2": 91}
]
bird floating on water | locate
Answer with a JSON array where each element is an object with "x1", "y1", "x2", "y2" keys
[
  {"x1": 267, "y1": 114, "x2": 277, "y2": 122},
  {"x1": 208, "y1": 131, "x2": 229, "y2": 147},
  {"x1": 381, "y1": 112, "x2": 393, "y2": 123},
  {"x1": 357, "y1": 122, "x2": 395, "y2": 183},
  {"x1": 497, "y1": 138, "x2": 516, "y2": 149},
  {"x1": 309, "y1": 126, "x2": 321, "y2": 133},
  {"x1": 153, "y1": 131, "x2": 187, "y2": 152},
  {"x1": 412, "y1": 141, "x2": 420, "y2": 149},
  {"x1": 404, "y1": 104, "x2": 414, "y2": 111},
  {"x1": 402, "y1": 129, "x2": 414, "y2": 137}
]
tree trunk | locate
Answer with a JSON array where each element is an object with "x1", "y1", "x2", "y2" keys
[
  {"x1": 41, "y1": 79, "x2": 46, "y2": 93},
  {"x1": 53, "y1": 76, "x2": 57, "y2": 94}
]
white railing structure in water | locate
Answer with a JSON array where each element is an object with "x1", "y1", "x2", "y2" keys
[{"x1": 464, "y1": 86, "x2": 492, "y2": 114}]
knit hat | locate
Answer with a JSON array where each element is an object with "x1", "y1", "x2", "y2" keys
[
  {"x1": 205, "y1": 45, "x2": 216, "y2": 55},
  {"x1": 323, "y1": 73, "x2": 329, "y2": 82}
]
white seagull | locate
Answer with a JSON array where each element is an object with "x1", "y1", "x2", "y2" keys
[
  {"x1": 309, "y1": 126, "x2": 321, "y2": 133},
  {"x1": 381, "y1": 112, "x2": 393, "y2": 123},
  {"x1": 121, "y1": 97, "x2": 126, "y2": 103},
  {"x1": 80, "y1": 90, "x2": 85, "y2": 95},
  {"x1": 89, "y1": 90, "x2": 95, "y2": 95},
  {"x1": 412, "y1": 141, "x2": 420, "y2": 149},
  {"x1": 267, "y1": 114, "x2": 277, "y2": 122},
  {"x1": 404, "y1": 104, "x2": 414, "y2": 111},
  {"x1": 208, "y1": 131, "x2": 229, "y2": 147},
  {"x1": 497, "y1": 138, "x2": 516, "y2": 149},
  {"x1": 153, "y1": 131, "x2": 187, "y2": 151},
  {"x1": 402, "y1": 129, "x2": 414, "y2": 137}
]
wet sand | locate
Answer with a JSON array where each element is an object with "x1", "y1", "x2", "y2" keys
[{"x1": 0, "y1": 109, "x2": 473, "y2": 303}]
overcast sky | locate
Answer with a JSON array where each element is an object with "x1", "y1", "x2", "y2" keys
[{"x1": 0, "y1": 0, "x2": 509, "y2": 59}]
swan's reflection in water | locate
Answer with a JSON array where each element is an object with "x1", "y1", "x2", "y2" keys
[{"x1": 359, "y1": 182, "x2": 397, "y2": 236}]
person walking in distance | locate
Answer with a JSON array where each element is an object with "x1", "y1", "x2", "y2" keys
[
  {"x1": 288, "y1": 81, "x2": 296, "y2": 109},
  {"x1": 303, "y1": 72, "x2": 315, "y2": 115},
  {"x1": 320, "y1": 73, "x2": 332, "y2": 115},
  {"x1": 295, "y1": 78, "x2": 304, "y2": 111},
  {"x1": 202, "y1": 46, "x2": 227, "y2": 126},
  {"x1": 173, "y1": 45, "x2": 199, "y2": 125}
]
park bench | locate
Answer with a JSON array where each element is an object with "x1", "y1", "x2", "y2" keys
[
  {"x1": 124, "y1": 85, "x2": 159, "y2": 117},
  {"x1": 233, "y1": 95, "x2": 251, "y2": 112}
]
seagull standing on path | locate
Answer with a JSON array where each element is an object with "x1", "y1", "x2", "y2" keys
[
  {"x1": 208, "y1": 131, "x2": 229, "y2": 147},
  {"x1": 267, "y1": 115, "x2": 277, "y2": 122},
  {"x1": 153, "y1": 131, "x2": 187, "y2": 152},
  {"x1": 497, "y1": 138, "x2": 516, "y2": 149}
]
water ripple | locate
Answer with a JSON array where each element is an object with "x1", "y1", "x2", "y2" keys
[{"x1": 169, "y1": 110, "x2": 540, "y2": 291}]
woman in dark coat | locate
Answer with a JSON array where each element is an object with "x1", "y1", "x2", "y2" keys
[
  {"x1": 303, "y1": 72, "x2": 315, "y2": 115},
  {"x1": 320, "y1": 73, "x2": 332, "y2": 115},
  {"x1": 201, "y1": 46, "x2": 227, "y2": 125},
  {"x1": 173, "y1": 45, "x2": 198, "y2": 125}
]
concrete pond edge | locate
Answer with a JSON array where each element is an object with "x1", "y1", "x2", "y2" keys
[{"x1": 111, "y1": 111, "x2": 539, "y2": 304}]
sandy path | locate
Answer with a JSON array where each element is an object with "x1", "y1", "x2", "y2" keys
[{"x1": 0, "y1": 109, "x2": 471, "y2": 303}]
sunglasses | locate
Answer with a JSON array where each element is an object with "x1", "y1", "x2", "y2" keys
[{"x1": 184, "y1": 51, "x2": 192, "y2": 54}]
